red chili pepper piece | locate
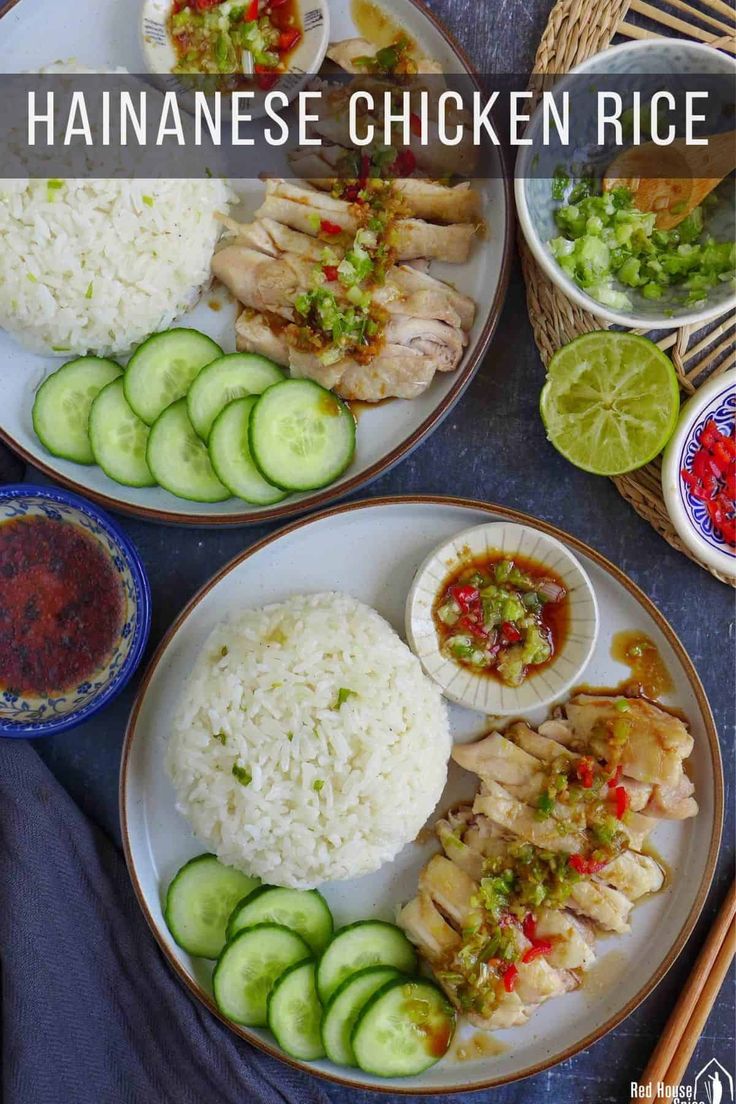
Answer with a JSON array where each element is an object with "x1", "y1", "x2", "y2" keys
[
  {"x1": 390, "y1": 148, "x2": 416, "y2": 177},
  {"x1": 409, "y1": 111, "x2": 422, "y2": 137},
  {"x1": 522, "y1": 914, "x2": 536, "y2": 942},
  {"x1": 576, "y1": 757, "x2": 594, "y2": 789},
  {"x1": 448, "y1": 585, "x2": 479, "y2": 612},
  {"x1": 501, "y1": 964, "x2": 518, "y2": 993},
  {"x1": 614, "y1": 785, "x2": 629, "y2": 820},
  {"x1": 254, "y1": 65, "x2": 279, "y2": 89},
  {"x1": 569, "y1": 854, "x2": 606, "y2": 876},
  {"x1": 343, "y1": 183, "x2": 360, "y2": 203},
  {"x1": 359, "y1": 154, "x2": 371, "y2": 184},
  {"x1": 322, "y1": 265, "x2": 339, "y2": 281},
  {"x1": 500, "y1": 621, "x2": 522, "y2": 644},
  {"x1": 244, "y1": 0, "x2": 258, "y2": 18},
  {"x1": 521, "y1": 940, "x2": 553, "y2": 965},
  {"x1": 320, "y1": 219, "x2": 343, "y2": 235},
  {"x1": 457, "y1": 614, "x2": 488, "y2": 640},
  {"x1": 269, "y1": 0, "x2": 289, "y2": 6},
  {"x1": 277, "y1": 27, "x2": 301, "y2": 52},
  {"x1": 607, "y1": 764, "x2": 623, "y2": 789},
  {"x1": 195, "y1": 0, "x2": 221, "y2": 9}
]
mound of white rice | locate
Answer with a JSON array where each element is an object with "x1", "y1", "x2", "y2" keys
[
  {"x1": 167, "y1": 592, "x2": 451, "y2": 889},
  {"x1": 0, "y1": 178, "x2": 232, "y2": 356}
]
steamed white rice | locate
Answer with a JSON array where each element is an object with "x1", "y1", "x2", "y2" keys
[
  {"x1": 167, "y1": 592, "x2": 451, "y2": 889},
  {"x1": 0, "y1": 178, "x2": 232, "y2": 356}
]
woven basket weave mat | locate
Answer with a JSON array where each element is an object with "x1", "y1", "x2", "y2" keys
[{"x1": 521, "y1": 0, "x2": 736, "y2": 585}]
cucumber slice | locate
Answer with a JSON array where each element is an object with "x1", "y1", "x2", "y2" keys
[
  {"x1": 316, "y1": 921, "x2": 417, "y2": 1004},
  {"x1": 267, "y1": 959, "x2": 325, "y2": 1061},
  {"x1": 249, "y1": 379, "x2": 356, "y2": 492},
  {"x1": 146, "y1": 399, "x2": 230, "y2": 502},
  {"x1": 227, "y1": 885, "x2": 333, "y2": 954},
  {"x1": 164, "y1": 854, "x2": 259, "y2": 960},
  {"x1": 124, "y1": 328, "x2": 222, "y2": 425},
  {"x1": 351, "y1": 977, "x2": 456, "y2": 1077},
  {"x1": 213, "y1": 923, "x2": 310, "y2": 1027},
  {"x1": 89, "y1": 378, "x2": 155, "y2": 487},
  {"x1": 187, "y1": 353, "x2": 284, "y2": 441},
  {"x1": 321, "y1": 965, "x2": 401, "y2": 1067},
  {"x1": 208, "y1": 398, "x2": 288, "y2": 506},
  {"x1": 32, "y1": 356, "x2": 122, "y2": 464}
]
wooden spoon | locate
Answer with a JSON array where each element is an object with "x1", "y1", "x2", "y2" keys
[{"x1": 603, "y1": 129, "x2": 736, "y2": 230}]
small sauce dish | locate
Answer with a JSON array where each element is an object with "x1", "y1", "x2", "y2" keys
[
  {"x1": 661, "y1": 368, "x2": 735, "y2": 581},
  {"x1": 405, "y1": 522, "x2": 599, "y2": 714},
  {"x1": 140, "y1": 0, "x2": 330, "y2": 115},
  {"x1": 0, "y1": 485, "x2": 151, "y2": 738}
]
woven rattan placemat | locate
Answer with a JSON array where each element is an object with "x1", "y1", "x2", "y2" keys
[{"x1": 521, "y1": 0, "x2": 735, "y2": 585}]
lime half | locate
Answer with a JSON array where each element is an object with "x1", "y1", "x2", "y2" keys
[{"x1": 540, "y1": 331, "x2": 680, "y2": 476}]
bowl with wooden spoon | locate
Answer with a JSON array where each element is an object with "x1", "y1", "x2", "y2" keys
[{"x1": 515, "y1": 39, "x2": 736, "y2": 329}]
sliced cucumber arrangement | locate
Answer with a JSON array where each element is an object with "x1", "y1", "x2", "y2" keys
[
  {"x1": 227, "y1": 885, "x2": 333, "y2": 954},
  {"x1": 316, "y1": 921, "x2": 417, "y2": 1003},
  {"x1": 213, "y1": 923, "x2": 310, "y2": 1026},
  {"x1": 351, "y1": 978, "x2": 456, "y2": 1078},
  {"x1": 146, "y1": 399, "x2": 230, "y2": 502},
  {"x1": 187, "y1": 353, "x2": 284, "y2": 441},
  {"x1": 124, "y1": 328, "x2": 222, "y2": 426},
  {"x1": 33, "y1": 356, "x2": 122, "y2": 464},
  {"x1": 89, "y1": 378, "x2": 155, "y2": 487},
  {"x1": 267, "y1": 959, "x2": 325, "y2": 1061},
  {"x1": 31, "y1": 327, "x2": 360, "y2": 508},
  {"x1": 249, "y1": 379, "x2": 356, "y2": 492},
  {"x1": 164, "y1": 854, "x2": 260, "y2": 959},
  {"x1": 161, "y1": 863, "x2": 454, "y2": 1077},
  {"x1": 209, "y1": 397, "x2": 287, "y2": 506},
  {"x1": 321, "y1": 965, "x2": 401, "y2": 1068}
]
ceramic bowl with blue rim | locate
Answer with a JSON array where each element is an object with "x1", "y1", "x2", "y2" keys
[
  {"x1": 515, "y1": 39, "x2": 736, "y2": 330},
  {"x1": 662, "y1": 369, "x2": 736, "y2": 580},
  {"x1": 0, "y1": 485, "x2": 151, "y2": 737}
]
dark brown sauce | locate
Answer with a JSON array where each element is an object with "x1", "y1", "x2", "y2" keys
[
  {"x1": 611, "y1": 630, "x2": 673, "y2": 699},
  {"x1": 433, "y1": 550, "x2": 569, "y2": 686},
  {"x1": 346, "y1": 396, "x2": 394, "y2": 423}
]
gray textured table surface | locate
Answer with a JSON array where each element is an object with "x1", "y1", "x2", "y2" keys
[{"x1": 4, "y1": 0, "x2": 735, "y2": 1100}]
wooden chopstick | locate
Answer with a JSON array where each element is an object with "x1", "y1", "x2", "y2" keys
[{"x1": 630, "y1": 882, "x2": 736, "y2": 1104}]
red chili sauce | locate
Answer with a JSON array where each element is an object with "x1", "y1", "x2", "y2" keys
[{"x1": 0, "y1": 516, "x2": 124, "y2": 696}]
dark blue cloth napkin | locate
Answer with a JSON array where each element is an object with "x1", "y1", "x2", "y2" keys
[{"x1": 0, "y1": 739, "x2": 336, "y2": 1104}]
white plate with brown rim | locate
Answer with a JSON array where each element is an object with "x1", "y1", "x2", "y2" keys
[
  {"x1": 120, "y1": 496, "x2": 722, "y2": 1094},
  {"x1": 0, "y1": 0, "x2": 512, "y2": 527}
]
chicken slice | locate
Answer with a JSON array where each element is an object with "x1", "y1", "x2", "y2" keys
[
  {"x1": 418, "y1": 854, "x2": 479, "y2": 928},
  {"x1": 436, "y1": 816, "x2": 484, "y2": 880},
  {"x1": 599, "y1": 851, "x2": 664, "y2": 899},
  {"x1": 453, "y1": 732, "x2": 546, "y2": 789},
  {"x1": 645, "y1": 776, "x2": 698, "y2": 819},
  {"x1": 619, "y1": 812, "x2": 658, "y2": 851},
  {"x1": 534, "y1": 908, "x2": 596, "y2": 971},
  {"x1": 473, "y1": 780, "x2": 585, "y2": 853},
  {"x1": 384, "y1": 316, "x2": 466, "y2": 372},
  {"x1": 537, "y1": 718, "x2": 577, "y2": 747},
  {"x1": 235, "y1": 310, "x2": 290, "y2": 367},
  {"x1": 618, "y1": 778, "x2": 654, "y2": 813},
  {"x1": 468, "y1": 993, "x2": 529, "y2": 1030},
  {"x1": 393, "y1": 218, "x2": 476, "y2": 264},
  {"x1": 223, "y1": 216, "x2": 327, "y2": 262},
  {"x1": 514, "y1": 958, "x2": 577, "y2": 1006},
  {"x1": 390, "y1": 265, "x2": 476, "y2": 330},
  {"x1": 568, "y1": 879, "x2": 633, "y2": 934},
  {"x1": 398, "y1": 892, "x2": 461, "y2": 960},
  {"x1": 565, "y1": 695, "x2": 694, "y2": 787},
  {"x1": 506, "y1": 721, "x2": 576, "y2": 765},
  {"x1": 212, "y1": 246, "x2": 307, "y2": 320}
]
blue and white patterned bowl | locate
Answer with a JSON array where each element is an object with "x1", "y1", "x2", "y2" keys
[
  {"x1": 515, "y1": 39, "x2": 736, "y2": 329},
  {"x1": 662, "y1": 369, "x2": 736, "y2": 580},
  {"x1": 0, "y1": 485, "x2": 151, "y2": 737}
]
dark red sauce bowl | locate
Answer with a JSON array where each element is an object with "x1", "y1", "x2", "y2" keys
[{"x1": 0, "y1": 485, "x2": 151, "y2": 737}]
